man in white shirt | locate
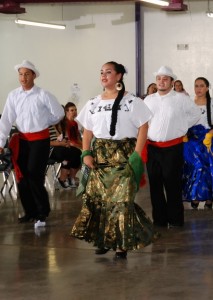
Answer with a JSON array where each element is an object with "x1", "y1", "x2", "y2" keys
[
  {"x1": 0, "y1": 60, "x2": 64, "y2": 228},
  {"x1": 144, "y1": 66, "x2": 201, "y2": 228}
]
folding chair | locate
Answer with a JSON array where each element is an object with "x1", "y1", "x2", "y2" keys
[
  {"x1": 0, "y1": 149, "x2": 17, "y2": 197},
  {"x1": 45, "y1": 148, "x2": 62, "y2": 190}
]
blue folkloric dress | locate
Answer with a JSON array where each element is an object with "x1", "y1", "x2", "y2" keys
[{"x1": 183, "y1": 124, "x2": 213, "y2": 201}]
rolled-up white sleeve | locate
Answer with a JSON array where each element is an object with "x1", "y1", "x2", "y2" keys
[
  {"x1": 0, "y1": 94, "x2": 17, "y2": 148},
  {"x1": 44, "y1": 91, "x2": 64, "y2": 126},
  {"x1": 184, "y1": 97, "x2": 201, "y2": 128},
  {"x1": 76, "y1": 101, "x2": 94, "y2": 131},
  {"x1": 131, "y1": 98, "x2": 153, "y2": 128}
]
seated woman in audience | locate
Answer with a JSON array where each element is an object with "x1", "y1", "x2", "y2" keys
[
  {"x1": 174, "y1": 80, "x2": 189, "y2": 95},
  {"x1": 141, "y1": 83, "x2": 157, "y2": 99},
  {"x1": 64, "y1": 102, "x2": 82, "y2": 186},
  {"x1": 183, "y1": 77, "x2": 213, "y2": 209},
  {"x1": 64, "y1": 102, "x2": 82, "y2": 149},
  {"x1": 49, "y1": 120, "x2": 81, "y2": 189}
]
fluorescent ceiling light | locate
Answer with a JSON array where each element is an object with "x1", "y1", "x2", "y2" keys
[
  {"x1": 15, "y1": 19, "x2": 66, "y2": 30},
  {"x1": 142, "y1": 0, "x2": 169, "y2": 6}
]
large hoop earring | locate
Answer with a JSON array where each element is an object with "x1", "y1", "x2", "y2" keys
[{"x1": 115, "y1": 82, "x2": 123, "y2": 91}]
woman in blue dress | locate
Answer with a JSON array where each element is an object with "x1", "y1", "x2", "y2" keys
[{"x1": 183, "y1": 77, "x2": 213, "y2": 209}]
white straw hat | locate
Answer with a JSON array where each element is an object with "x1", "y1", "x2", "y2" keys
[
  {"x1": 154, "y1": 66, "x2": 177, "y2": 80},
  {"x1": 14, "y1": 60, "x2": 40, "y2": 78}
]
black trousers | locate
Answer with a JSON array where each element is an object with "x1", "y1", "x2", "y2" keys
[
  {"x1": 50, "y1": 146, "x2": 81, "y2": 169},
  {"x1": 146, "y1": 143, "x2": 184, "y2": 226},
  {"x1": 17, "y1": 138, "x2": 50, "y2": 219}
]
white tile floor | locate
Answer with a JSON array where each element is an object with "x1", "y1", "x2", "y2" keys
[{"x1": 0, "y1": 173, "x2": 213, "y2": 300}]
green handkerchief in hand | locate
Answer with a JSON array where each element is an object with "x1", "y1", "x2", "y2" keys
[
  {"x1": 128, "y1": 151, "x2": 144, "y2": 191},
  {"x1": 76, "y1": 164, "x2": 91, "y2": 197}
]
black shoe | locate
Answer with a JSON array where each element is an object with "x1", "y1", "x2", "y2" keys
[
  {"x1": 58, "y1": 179, "x2": 70, "y2": 189},
  {"x1": 18, "y1": 215, "x2": 35, "y2": 223},
  {"x1": 204, "y1": 202, "x2": 212, "y2": 210},
  {"x1": 115, "y1": 251, "x2": 127, "y2": 259},
  {"x1": 68, "y1": 178, "x2": 77, "y2": 188},
  {"x1": 191, "y1": 201, "x2": 199, "y2": 209},
  {"x1": 95, "y1": 248, "x2": 110, "y2": 255}
]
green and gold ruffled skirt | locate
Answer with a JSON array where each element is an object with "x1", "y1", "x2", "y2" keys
[{"x1": 71, "y1": 138, "x2": 158, "y2": 250}]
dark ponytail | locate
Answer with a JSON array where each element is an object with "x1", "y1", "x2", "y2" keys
[
  {"x1": 195, "y1": 77, "x2": 213, "y2": 129},
  {"x1": 207, "y1": 91, "x2": 213, "y2": 129},
  {"x1": 107, "y1": 61, "x2": 127, "y2": 136}
]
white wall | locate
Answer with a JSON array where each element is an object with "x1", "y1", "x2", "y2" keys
[
  {"x1": 0, "y1": 3, "x2": 135, "y2": 112},
  {"x1": 142, "y1": 1, "x2": 213, "y2": 98},
  {"x1": 0, "y1": 1, "x2": 212, "y2": 114}
]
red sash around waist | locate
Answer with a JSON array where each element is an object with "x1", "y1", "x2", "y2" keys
[
  {"x1": 141, "y1": 136, "x2": 183, "y2": 163},
  {"x1": 8, "y1": 133, "x2": 23, "y2": 182},
  {"x1": 148, "y1": 137, "x2": 183, "y2": 148},
  {"x1": 19, "y1": 128, "x2": 49, "y2": 141}
]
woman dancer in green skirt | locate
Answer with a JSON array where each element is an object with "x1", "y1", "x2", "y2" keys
[{"x1": 71, "y1": 61, "x2": 159, "y2": 259}]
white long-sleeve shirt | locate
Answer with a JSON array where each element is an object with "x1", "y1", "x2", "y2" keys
[
  {"x1": 144, "y1": 90, "x2": 201, "y2": 142},
  {"x1": 0, "y1": 85, "x2": 64, "y2": 147}
]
